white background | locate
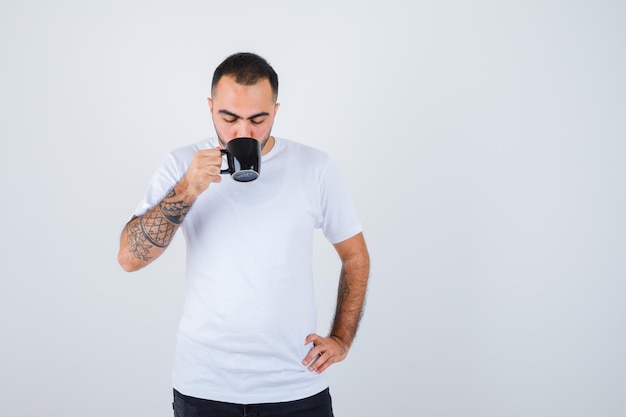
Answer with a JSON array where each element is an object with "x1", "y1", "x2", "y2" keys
[{"x1": 1, "y1": 1, "x2": 625, "y2": 416}]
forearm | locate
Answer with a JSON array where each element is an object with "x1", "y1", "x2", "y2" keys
[
  {"x1": 330, "y1": 247, "x2": 370, "y2": 348},
  {"x1": 118, "y1": 181, "x2": 196, "y2": 272}
]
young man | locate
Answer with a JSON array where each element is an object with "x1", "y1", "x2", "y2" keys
[{"x1": 118, "y1": 52, "x2": 370, "y2": 417}]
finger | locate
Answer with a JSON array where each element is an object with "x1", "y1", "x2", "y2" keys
[
  {"x1": 304, "y1": 333, "x2": 321, "y2": 345},
  {"x1": 196, "y1": 156, "x2": 224, "y2": 169},
  {"x1": 205, "y1": 165, "x2": 222, "y2": 176},
  {"x1": 197, "y1": 147, "x2": 223, "y2": 156},
  {"x1": 308, "y1": 351, "x2": 335, "y2": 373},
  {"x1": 193, "y1": 172, "x2": 222, "y2": 189},
  {"x1": 302, "y1": 346, "x2": 323, "y2": 366},
  {"x1": 304, "y1": 350, "x2": 324, "y2": 371},
  {"x1": 302, "y1": 347, "x2": 322, "y2": 367},
  {"x1": 312, "y1": 354, "x2": 334, "y2": 374},
  {"x1": 302, "y1": 336, "x2": 323, "y2": 366},
  {"x1": 207, "y1": 174, "x2": 222, "y2": 184},
  {"x1": 194, "y1": 149, "x2": 224, "y2": 164}
]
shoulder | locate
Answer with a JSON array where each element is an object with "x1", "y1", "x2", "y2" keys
[
  {"x1": 163, "y1": 137, "x2": 216, "y2": 170},
  {"x1": 170, "y1": 137, "x2": 215, "y2": 160},
  {"x1": 145, "y1": 137, "x2": 216, "y2": 182},
  {"x1": 276, "y1": 137, "x2": 330, "y2": 167}
]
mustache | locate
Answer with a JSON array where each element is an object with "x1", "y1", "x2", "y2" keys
[{"x1": 217, "y1": 134, "x2": 272, "y2": 150}]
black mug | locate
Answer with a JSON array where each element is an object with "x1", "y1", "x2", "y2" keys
[{"x1": 220, "y1": 137, "x2": 261, "y2": 182}]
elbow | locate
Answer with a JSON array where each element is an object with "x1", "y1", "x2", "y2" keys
[
  {"x1": 346, "y1": 248, "x2": 370, "y2": 272},
  {"x1": 117, "y1": 251, "x2": 142, "y2": 273}
]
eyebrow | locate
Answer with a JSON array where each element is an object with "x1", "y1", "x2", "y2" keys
[{"x1": 218, "y1": 110, "x2": 270, "y2": 120}]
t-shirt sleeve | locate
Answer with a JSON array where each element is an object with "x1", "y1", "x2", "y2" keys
[
  {"x1": 318, "y1": 157, "x2": 363, "y2": 244},
  {"x1": 132, "y1": 153, "x2": 184, "y2": 218}
]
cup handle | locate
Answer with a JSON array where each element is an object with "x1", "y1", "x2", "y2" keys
[{"x1": 220, "y1": 149, "x2": 231, "y2": 174}]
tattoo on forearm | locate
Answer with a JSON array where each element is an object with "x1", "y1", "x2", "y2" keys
[
  {"x1": 125, "y1": 186, "x2": 191, "y2": 260},
  {"x1": 139, "y1": 210, "x2": 177, "y2": 248},
  {"x1": 159, "y1": 188, "x2": 191, "y2": 224},
  {"x1": 125, "y1": 219, "x2": 153, "y2": 261}
]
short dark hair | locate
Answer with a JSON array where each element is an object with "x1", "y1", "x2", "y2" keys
[{"x1": 211, "y1": 52, "x2": 279, "y2": 101}]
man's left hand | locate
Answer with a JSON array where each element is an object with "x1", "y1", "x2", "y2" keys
[{"x1": 302, "y1": 333, "x2": 349, "y2": 374}]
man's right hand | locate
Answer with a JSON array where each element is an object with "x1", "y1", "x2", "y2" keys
[{"x1": 178, "y1": 147, "x2": 225, "y2": 198}]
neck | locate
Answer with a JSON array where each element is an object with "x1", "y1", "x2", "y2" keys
[{"x1": 261, "y1": 136, "x2": 275, "y2": 155}]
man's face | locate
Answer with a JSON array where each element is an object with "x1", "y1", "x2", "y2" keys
[{"x1": 209, "y1": 75, "x2": 279, "y2": 154}]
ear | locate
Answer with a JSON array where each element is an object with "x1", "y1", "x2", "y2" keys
[
  {"x1": 207, "y1": 97, "x2": 213, "y2": 112},
  {"x1": 274, "y1": 102, "x2": 280, "y2": 115}
]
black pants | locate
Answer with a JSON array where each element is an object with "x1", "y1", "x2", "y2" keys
[{"x1": 173, "y1": 388, "x2": 334, "y2": 417}]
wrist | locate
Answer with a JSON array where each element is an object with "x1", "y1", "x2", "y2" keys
[
  {"x1": 158, "y1": 181, "x2": 196, "y2": 225},
  {"x1": 173, "y1": 177, "x2": 201, "y2": 204},
  {"x1": 329, "y1": 334, "x2": 351, "y2": 349}
]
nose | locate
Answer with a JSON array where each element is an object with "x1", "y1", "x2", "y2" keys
[{"x1": 236, "y1": 121, "x2": 252, "y2": 139}]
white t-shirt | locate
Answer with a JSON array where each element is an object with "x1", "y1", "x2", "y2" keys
[{"x1": 133, "y1": 136, "x2": 362, "y2": 404}]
